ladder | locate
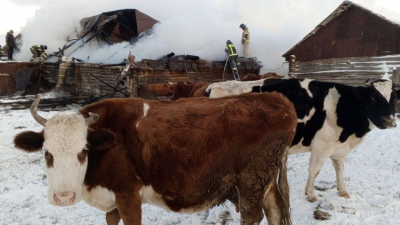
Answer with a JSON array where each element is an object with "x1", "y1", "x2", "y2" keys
[{"x1": 222, "y1": 57, "x2": 241, "y2": 81}]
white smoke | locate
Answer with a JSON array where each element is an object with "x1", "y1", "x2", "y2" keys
[
  {"x1": 13, "y1": 0, "x2": 378, "y2": 74},
  {"x1": 0, "y1": 35, "x2": 5, "y2": 46}
]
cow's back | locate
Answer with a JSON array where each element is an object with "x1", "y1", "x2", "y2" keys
[{"x1": 139, "y1": 92, "x2": 296, "y2": 210}]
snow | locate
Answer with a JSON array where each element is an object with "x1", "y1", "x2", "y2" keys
[
  {"x1": 351, "y1": 1, "x2": 400, "y2": 26},
  {"x1": 1, "y1": 106, "x2": 400, "y2": 224},
  {"x1": 0, "y1": 61, "x2": 24, "y2": 63}
]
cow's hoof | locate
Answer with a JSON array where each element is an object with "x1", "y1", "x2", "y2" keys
[
  {"x1": 307, "y1": 196, "x2": 318, "y2": 202},
  {"x1": 340, "y1": 193, "x2": 350, "y2": 199}
]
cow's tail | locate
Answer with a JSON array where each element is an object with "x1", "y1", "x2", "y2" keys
[{"x1": 278, "y1": 144, "x2": 292, "y2": 225}]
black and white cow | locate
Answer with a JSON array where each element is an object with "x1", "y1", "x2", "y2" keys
[{"x1": 206, "y1": 75, "x2": 397, "y2": 202}]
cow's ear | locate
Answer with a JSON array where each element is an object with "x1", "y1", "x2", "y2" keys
[
  {"x1": 87, "y1": 128, "x2": 117, "y2": 151},
  {"x1": 352, "y1": 87, "x2": 367, "y2": 99},
  {"x1": 14, "y1": 131, "x2": 44, "y2": 152}
]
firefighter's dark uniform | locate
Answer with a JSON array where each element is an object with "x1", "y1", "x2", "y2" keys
[
  {"x1": 225, "y1": 43, "x2": 240, "y2": 80},
  {"x1": 6, "y1": 32, "x2": 15, "y2": 60},
  {"x1": 30, "y1": 45, "x2": 47, "y2": 62}
]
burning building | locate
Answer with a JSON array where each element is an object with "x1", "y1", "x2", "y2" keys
[{"x1": 0, "y1": 9, "x2": 262, "y2": 99}]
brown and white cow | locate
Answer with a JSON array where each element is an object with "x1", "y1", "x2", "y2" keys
[
  {"x1": 241, "y1": 73, "x2": 284, "y2": 81},
  {"x1": 14, "y1": 93, "x2": 297, "y2": 225},
  {"x1": 170, "y1": 81, "x2": 211, "y2": 100},
  {"x1": 170, "y1": 74, "x2": 283, "y2": 100}
]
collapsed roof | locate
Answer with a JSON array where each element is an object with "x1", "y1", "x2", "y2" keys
[{"x1": 79, "y1": 9, "x2": 158, "y2": 44}]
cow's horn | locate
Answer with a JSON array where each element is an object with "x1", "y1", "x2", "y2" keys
[
  {"x1": 86, "y1": 112, "x2": 99, "y2": 125},
  {"x1": 364, "y1": 79, "x2": 371, "y2": 87},
  {"x1": 30, "y1": 94, "x2": 47, "y2": 126}
]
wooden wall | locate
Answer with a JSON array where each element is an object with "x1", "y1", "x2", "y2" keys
[
  {"x1": 41, "y1": 58, "x2": 260, "y2": 97},
  {"x1": 0, "y1": 62, "x2": 40, "y2": 94}
]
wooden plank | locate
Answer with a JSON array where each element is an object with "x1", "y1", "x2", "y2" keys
[
  {"x1": 294, "y1": 76, "x2": 366, "y2": 85},
  {"x1": 297, "y1": 56, "x2": 400, "y2": 65},
  {"x1": 385, "y1": 62, "x2": 400, "y2": 66},
  {"x1": 295, "y1": 62, "x2": 383, "y2": 69},
  {"x1": 295, "y1": 62, "x2": 399, "y2": 70},
  {"x1": 351, "y1": 62, "x2": 386, "y2": 66},
  {"x1": 295, "y1": 74, "x2": 383, "y2": 80},
  {"x1": 294, "y1": 71, "x2": 391, "y2": 76},
  {"x1": 294, "y1": 67, "x2": 383, "y2": 73}
]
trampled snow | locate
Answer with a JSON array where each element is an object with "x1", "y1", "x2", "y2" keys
[{"x1": 1, "y1": 106, "x2": 400, "y2": 225}]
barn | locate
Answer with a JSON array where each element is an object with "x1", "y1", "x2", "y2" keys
[{"x1": 283, "y1": 0, "x2": 400, "y2": 87}]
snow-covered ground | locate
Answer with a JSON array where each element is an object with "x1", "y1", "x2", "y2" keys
[{"x1": 1, "y1": 105, "x2": 400, "y2": 225}]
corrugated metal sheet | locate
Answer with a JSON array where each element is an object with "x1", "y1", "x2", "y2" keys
[{"x1": 290, "y1": 55, "x2": 400, "y2": 86}]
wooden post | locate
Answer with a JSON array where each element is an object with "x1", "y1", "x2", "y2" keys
[
  {"x1": 289, "y1": 55, "x2": 296, "y2": 78},
  {"x1": 392, "y1": 67, "x2": 400, "y2": 88},
  {"x1": 393, "y1": 68, "x2": 400, "y2": 114},
  {"x1": 75, "y1": 64, "x2": 82, "y2": 96},
  {"x1": 132, "y1": 70, "x2": 139, "y2": 98}
]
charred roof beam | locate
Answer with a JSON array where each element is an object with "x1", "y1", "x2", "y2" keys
[{"x1": 66, "y1": 15, "x2": 119, "y2": 56}]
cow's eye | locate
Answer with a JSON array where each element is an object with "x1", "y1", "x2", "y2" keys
[
  {"x1": 77, "y1": 149, "x2": 89, "y2": 164},
  {"x1": 44, "y1": 150, "x2": 52, "y2": 158},
  {"x1": 44, "y1": 150, "x2": 54, "y2": 168}
]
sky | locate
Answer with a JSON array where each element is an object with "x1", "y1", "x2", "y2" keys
[{"x1": 1, "y1": 0, "x2": 400, "y2": 74}]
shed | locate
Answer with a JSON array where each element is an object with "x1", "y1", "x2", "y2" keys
[{"x1": 283, "y1": 0, "x2": 400, "y2": 86}]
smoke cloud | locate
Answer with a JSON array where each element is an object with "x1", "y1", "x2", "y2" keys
[{"x1": 14, "y1": 0, "x2": 378, "y2": 74}]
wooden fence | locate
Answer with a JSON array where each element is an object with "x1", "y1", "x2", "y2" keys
[{"x1": 40, "y1": 58, "x2": 260, "y2": 98}]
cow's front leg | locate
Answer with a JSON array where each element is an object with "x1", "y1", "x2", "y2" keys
[
  {"x1": 239, "y1": 194, "x2": 264, "y2": 225},
  {"x1": 106, "y1": 208, "x2": 121, "y2": 225},
  {"x1": 306, "y1": 145, "x2": 332, "y2": 202},
  {"x1": 331, "y1": 157, "x2": 350, "y2": 198},
  {"x1": 115, "y1": 193, "x2": 142, "y2": 225}
]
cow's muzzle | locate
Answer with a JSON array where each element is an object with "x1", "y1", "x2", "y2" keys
[
  {"x1": 382, "y1": 116, "x2": 396, "y2": 128},
  {"x1": 53, "y1": 192, "x2": 76, "y2": 206}
]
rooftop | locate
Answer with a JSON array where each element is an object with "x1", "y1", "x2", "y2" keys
[{"x1": 283, "y1": 1, "x2": 400, "y2": 57}]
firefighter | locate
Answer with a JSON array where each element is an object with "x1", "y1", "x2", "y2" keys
[
  {"x1": 55, "y1": 56, "x2": 69, "y2": 92},
  {"x1": 30, "y1": 45, "x2": 48, "y2": 63},
  {"x1": 240, "y1": 24, "x2": 250, "y2": 57},
  {"x1": 6, "y1": 30, "x2": 15, "y2": 60},
  {"x1": 225, "y1": 40, "x2": 240, "y2": 80}
]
